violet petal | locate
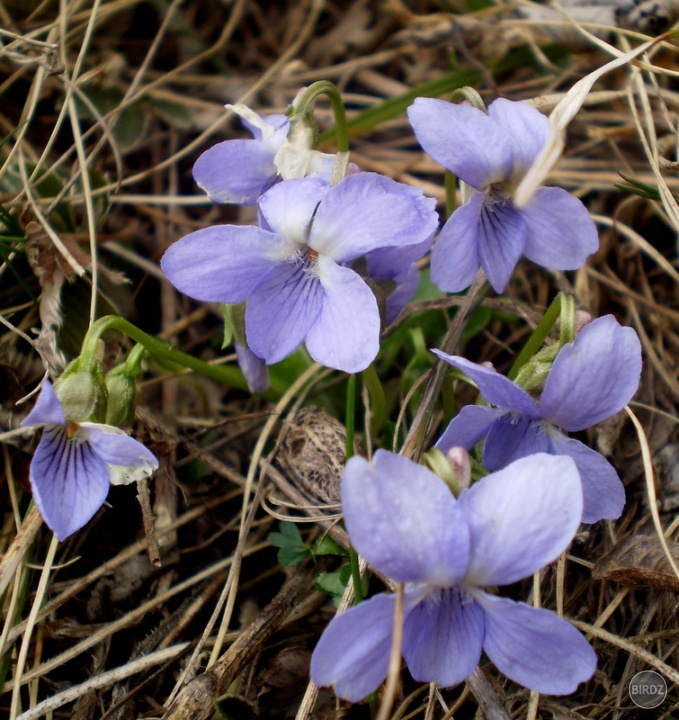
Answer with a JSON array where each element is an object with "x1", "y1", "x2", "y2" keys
[
  {"x1": 477, "y1": 592, "x2": 597, "y2": 695},
  {"x1": 341, "y1": 451, "x2": 470, "y2": 585},
  {"x1": 30, "y1": 426, "x2": 109, "y2": 541},
  {"x1": 539, "y1": 315, "x2": 642, "y2": 431},
  {"x1": 521, "y1": 186, "x2": 599, "y2": 270},
  {"x1": 403, "y1": 588, "x2": 485, "y2": 687},
  {"x1": 459, "y1": 454, "x2": 583, "y2": 586}
]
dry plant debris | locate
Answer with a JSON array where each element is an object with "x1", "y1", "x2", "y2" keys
[{"x1": 0, "y1": 0, "x2": 677, "y2": 719}]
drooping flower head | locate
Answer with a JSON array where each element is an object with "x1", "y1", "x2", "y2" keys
[
  {"x1": 162, "y1": 172, "x2": 438, "y2": 373},
  {"x1": 407, "y1": 97, "x2": 599, "y2": 293},
  {"x1": 193, "y1": 103, "x2": 335, "y2": 206},
  {"x1": 311, "y1": 450, "x2": 596, "y2": 701},
  {"x1": 435, "y1": 315, "x2": 642, "y2": 523},
  {"x1": 20, "y1": 380, "x2": 158, "y2": 541}
]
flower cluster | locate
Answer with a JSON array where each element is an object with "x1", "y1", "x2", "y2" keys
[
  {"x1": 12, "y1": 82, "x2": 644, "y2": 710},
  {"x1": 154, "y1": 88, "x2": 643, "y2": 704}
]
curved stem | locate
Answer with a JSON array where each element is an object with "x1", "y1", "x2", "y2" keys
[
  {"x1": 79, "y1": 315, "x2": 248, "y2": 390},
  {"x1": 293, "y1": 80, "x2": 350, "y2": 153}
]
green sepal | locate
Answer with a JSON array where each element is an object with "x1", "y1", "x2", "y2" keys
[
  {"x1": 221, "y1": 303, "x2": 247, "y2": 348},
  {"x1": 53, "y1": 359, "x2": 107, "y2": 423},
  {"x1": 104, "y1": 366, "x2": 139, "y2": 427},
  {"x1": 423, "y1": 446, "x2": 460, "y2": 497}
]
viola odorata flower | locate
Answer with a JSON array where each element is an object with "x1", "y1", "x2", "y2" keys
[
  {"x1": 435, "y1": 315, "x2": 642, "y2": 523},
  {"x1": 161, "y1": 173, "x2": 438, "y2": 372},
  {"x1": 20, "y1": 380, "x2": 158, "y2": 541},
  {"x1": 407, "y1": 97, "x2": 599, "y2": 293},
  {"x1": 310, "y1": 450, "x2": 596, "y2": 701},
  {"x1": 193, "y1": 104, "x2": 335, "y2": 205}
]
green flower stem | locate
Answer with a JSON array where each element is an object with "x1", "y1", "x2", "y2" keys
[
  {"x1": 362, "y1": 363, "x2": 386, "y2": 437},
  {"x1": 558, "y1": 293, "x2": 576, "y2": 346},
  {"x1": 349, "y1": 546, "x2": 364, "y2": 606},
  {"x1": 343, "y1": 373, "x2": 365, "y2": 606},
  {"x1": 444, "y1": 170, "x2": 457, "y2": 220},
  {"x1": 345, "y1": 373, "x2": 356, "y2": 461},
  {"x1": 507, "y1": 293, "x2": 563, "y2": 381},
  {"x1": 292, "y1": 80, "x2": 350, "y2": 153},
  {"x1": 121, "y1": 342, "x2": 148, "y2": 379},
  {"x1": 79, "y1": 315, "x2": 248, "y2": 390},
  {"x1": 450, "y1": 86, "x2": 486, "y2": 111}
]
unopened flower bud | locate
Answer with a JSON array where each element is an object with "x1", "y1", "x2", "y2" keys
[
  {"x1": 104, "y1": 367, "x2": 139, "y2": 427},
  {"x1": 574, "y1": 310, "x2": 593, "y2": 335},
  {"x1": 53, "y1": 363, "x2": 107, "y2": 423},
  {"x1": 445, "y1": 446, "x2": 471, "y2": 492}
]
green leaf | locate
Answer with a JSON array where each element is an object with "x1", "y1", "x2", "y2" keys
[
  {"x1": 267, "y1": 522, "x2": 309, "y2": 567},
  {"x1": 312, "y1": 535, "x2": 348, "y2": 557},
  {"x1": 316, "y1": 570, "x2": 349, "y2": 597}
]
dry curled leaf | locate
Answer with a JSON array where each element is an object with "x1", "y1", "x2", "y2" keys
[{"x1": 592, "y1": 534, "x2": 679, "y2": 593}]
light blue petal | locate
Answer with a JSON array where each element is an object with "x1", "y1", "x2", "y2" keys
[
  {"x1": 430, "y1": 194, "x2": 483, "y2": 294},
  {"x1": 477, "y1": 592, "x2": 597, "y2": 695},
  {"x1": 161, "y1": 225, "x2": 289, "y2": 303},
  {"x1": 193, "y1": 140, "x2": 277, "y2": 205},
  {"x1": 310, "y1": 592, "x2": 395, "y2": 702},
  {"x1": 257, "y1": 176, "x2": 328, "y2": 246},
  {"x1": 245, "y1": 255, "x2": 322, "y2": 364},
  {"x1": 521, "y1": 187, "x2": 599, "y2": 270},
  {"x1": 459, "y1": 454, "x2": 583, "y2": 587},
  {"x1": 435, "y1": 405, "x2": 505, "y2": 453},
  {"x1": 341, "y1": 451, "x2": 470, "y2": 586},
  {"x1": 235, "y1": 342, "x2": 269, "y2": 392},
  {"x1": 432, "y1": 352, "x2": 539, "y2": 416},
  {"x1": 240, "y1": 112, "x2": 288, "y2": 147},
  {"x1": 539, "y1": 315, "x2": 642, "y2": 431},
  {"x1": 482, "y1": 414, "x2": 550, "y2": 471},
  {"x1": 403, "y1": 588, "x2": 484, "y2": 687},
  {"x1": 476, "y1": 195, "x2": 526, "y2": 293},
  {"x1": 547, "y1": 431, "x2": 625, "y2": 523},
  {"x1": 364, "y1": 237, "x2": 431, "y2": 279},
  {"x1": 30, "y1": 426, "x2": 109, "y2": 541},
  {"x1": 20, "y1": 380, "x2": 65, "y2": 428},
  {"x1": 408, "y1": 98, "x2": 514, "y2": 190},
  {"x1": 309, "y1": 173, "x2": 438, "y2": 262},
  {"x1": 81, "y1": 423, "x2": 158, "y2": 471},
  {"x1": 384, "y1": 262, "x2": 420, "y2": 325},
  {"x1": 305, "y1": 258, "x2": 380, "y2": 372},
  {"x1": 487, "y1": 98, "x2": 549, "y2": 184}
]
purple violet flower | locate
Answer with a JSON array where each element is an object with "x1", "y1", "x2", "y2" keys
[
  {"x1": 435, "y1": 315, "x2": 642, "y2": 523},
  {"x1": 20, "y1": 381, "x2": 158, "y2": 541},
  {"x1": 407, "y1": 97, "x2": 599, "y2": 293},
  {"x1": 310, "y1": 450, "x2": 596, "y2": 701},
  {"x1": 161, "y1": 172, "x2": 438, "y2": 372},
  {"x1": 193, "y1": 104, "x2": 335, "y2": 205}
]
